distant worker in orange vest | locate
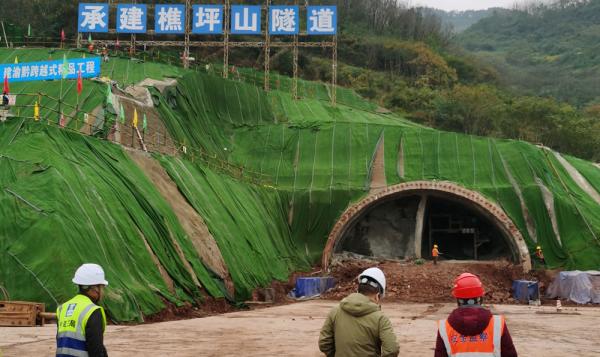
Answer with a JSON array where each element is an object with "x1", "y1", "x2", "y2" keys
[
  {"x1": 535, "y1": 246, "x2": 546, "y2": 265},
  {"x1": 434, "y1": 273, "x2": 518, "y2": 357},
  {"x1": 432, "y1": 244, "x2": 442, "y2": 265}
]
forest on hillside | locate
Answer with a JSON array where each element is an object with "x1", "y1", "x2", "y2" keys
[
  {"x1": 460, "y1": 0, "x2": 600, "y2": 106},
  {"x1": 421, "y1": 8, "x2": 509, "y2": 33},
  {"x1": 1, "y1": 0, "x2": 600, "y2": 161}
]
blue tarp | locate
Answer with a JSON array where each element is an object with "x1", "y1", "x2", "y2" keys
[
  {"x1": 292, "y1": 277, "x2": 336, "y2": 298},
  {"x1": 512, "y1": 280, "x2": 539, "y2": 302}
]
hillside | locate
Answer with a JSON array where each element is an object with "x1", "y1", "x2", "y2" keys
[
  {"x1": 2, "y1": 48, "x2": 600, "y2": 322},
  {"x1": 422, "y1": 7, "x2": 509, "y2": 33},
  {"x1": 459, "y1": 0, "x2": 600, "y2": 106},
  {"x1": 4, "y1": 1, "x2": 600, "y2": 161}
]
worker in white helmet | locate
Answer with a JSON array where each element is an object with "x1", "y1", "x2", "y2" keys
[
  {"x1": 56, "y1": 264, "x2": 108, "y2": 357},
  {"x1": 319, "y1": 267, "x2": 399, "y2": 357}
]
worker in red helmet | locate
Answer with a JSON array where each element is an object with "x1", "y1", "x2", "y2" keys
[{"x1": 434, "y1": 273, "x2": 518, "y2": 357}]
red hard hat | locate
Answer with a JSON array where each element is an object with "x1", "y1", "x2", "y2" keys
[{"x1": 452, "y1": 273, "x2": 485, "y2": 299}]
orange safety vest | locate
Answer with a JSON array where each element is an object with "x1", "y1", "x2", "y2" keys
[
  {"x1": 535, "y1": 250, "x2": 544, "y2": 259},
  {"x1": 432, "y1": 248, "x2": 439, "y2": 257},
  {"x1": 438, "y1": 315, "x2": 504, "y2": 357}
]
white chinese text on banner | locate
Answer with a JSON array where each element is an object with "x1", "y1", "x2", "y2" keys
[{"x1": 78, "y1": 3, "x2": 109, "y2": 33}]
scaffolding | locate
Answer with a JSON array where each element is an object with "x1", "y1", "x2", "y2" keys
[{"x1": 78, "y1": 1, "x2": 338, "y2": 105}]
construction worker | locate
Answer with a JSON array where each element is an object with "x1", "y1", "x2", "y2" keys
[
  {"x1": 101, "y1": 46, "x2": 109, "y2": 63},
  {"x1": 319, "y1": 267, "x2": 399, "y2": 357},
  {"x1": 435, "y1": 273, "x2": 518, "y2": 357},
  {"x1": 2, "y1": 91, "x2": 9, "y2": 107},
  {"x1": 432, "y1": 244, "x2": 441, "y2": 265},
  {"x1": 535, "y1": 246, "x2": 546, "y2": 265},
  {"x1": 56, "y1": 264, "x2": 108, "y2": 357}
]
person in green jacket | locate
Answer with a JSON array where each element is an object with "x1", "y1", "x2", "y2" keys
[{"x1": 319, "y1": 267, "x2": 399, "y2": 357}]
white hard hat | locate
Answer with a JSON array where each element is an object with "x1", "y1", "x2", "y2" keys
[
  {"x1": 72, "y1": 264, "x2": 108, "y2": 286},
  {"x1": 358, "y1": 267, "x2": 386, "y2": 297}
]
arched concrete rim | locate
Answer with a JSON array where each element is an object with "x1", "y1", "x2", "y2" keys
[{"x1": 322, "y1": 181, "x2": 532, "y2": 272}]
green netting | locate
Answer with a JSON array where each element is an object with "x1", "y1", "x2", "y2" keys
[
  {"x1": 235, "y1": 67, "x2": 379, "y2": 112},
  {"x1": 3, "y1": 48, "x2": 600, "y2": 323},
  {"x1": 155, "y1": 156, "x2": 310, "y2": 299},
  {"x1": 0, "y1": 120, "x2": 225, "y2": 322},
  {"x1": 154, "y1": 70, "x2": 600, "y2": 271}
]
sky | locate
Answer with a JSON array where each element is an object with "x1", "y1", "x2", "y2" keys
[{"x1": 411, "y1": 0, "x2": 523, "y2": 11}]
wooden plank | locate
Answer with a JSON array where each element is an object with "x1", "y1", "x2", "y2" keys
[
  {"x1": 0, "y1": 312, "x2": 36, "y2": 326},
  {"x1": 0, "y1": 301, "x2": 46, "y2": 327}
]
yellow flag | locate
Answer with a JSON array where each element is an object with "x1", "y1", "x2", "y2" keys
[
  {"x1": 132, "y1": 108, "x2": 138, "y2": 128},
  {"x1": 34, "y1": 101, "x2": 40, "y2": 121},
  {"x1": 14, "y1": 56, "x2": 18, "y2": 64}
]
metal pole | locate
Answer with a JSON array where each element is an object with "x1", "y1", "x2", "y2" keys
[
  {"x1": 1, "y1": 21, "x2": 9, "y2": 48},
  {"x1": 292, "y1": 0, "x2": 299, "y2": 99},
  {"x1": 264, "y1": 0, "x2": 271, "y2": 91},
  {"x1": 332, "y1": 34, "x2": 337, "y2": 106},
  {"x1": 184, "y1": 0, "x2": 191, "y2": 69},
  {"x1": 223, "y1": 0, "x2": 230, "y2": 78},
  {"x1": 131, "y1": 0, "x2": 136, "y2": 56}
]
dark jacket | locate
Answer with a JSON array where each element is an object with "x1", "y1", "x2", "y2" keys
[
  {"x1": 86, "y1": 309, "x2": 108, "y2": 357},
  {"x1": 434, "y1": 306, "x2": 517, "y2": 357},
  {"x1": 319, "y1": 293, "x2": 399, "y2": 357}
]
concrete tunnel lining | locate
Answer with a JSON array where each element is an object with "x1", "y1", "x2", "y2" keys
[{"x1": 322, "y1": 181, "x2": 532, "y2": 271}]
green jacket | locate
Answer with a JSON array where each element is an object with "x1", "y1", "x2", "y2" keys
[{"x1": 319, "y1": 293, "x2": 399, "y2": 357}]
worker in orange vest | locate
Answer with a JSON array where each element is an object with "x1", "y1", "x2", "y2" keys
[
  {"x1": 432, "y1": 244, "x2": 441, "y2": 265},
  {"x1": 535, "y1": 246, "x2": 546, "y2": 265},
  {"x1": 434, "y1": 273, "x2": 518, "y2": 357}
]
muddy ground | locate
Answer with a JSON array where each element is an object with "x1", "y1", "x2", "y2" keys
[
  {"x1": 2, "y1": 301, "x2": 599, "y2": 356},
  {"x1": 141, "y1": 258, "x2": 567, "y2": 323},
  {"x1": 322, "y1": 258, "x2": 553, "y2": 304}
]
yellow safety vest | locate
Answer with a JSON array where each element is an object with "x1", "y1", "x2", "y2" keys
[{"x1": 56, "y1": 294, "x2": 106, "y2": 357}]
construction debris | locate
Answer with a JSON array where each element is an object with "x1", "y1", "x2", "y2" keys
[{"x1": 0, "y1": 301, "x2": 55, "y2": 327}]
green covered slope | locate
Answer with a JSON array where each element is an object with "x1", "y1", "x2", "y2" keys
[{"x1": 1, "y1": 48, "x2": 600, "y2": 322}]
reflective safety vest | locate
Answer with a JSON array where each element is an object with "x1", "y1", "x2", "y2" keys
[
  {"x1": 432, "y1": 248, "x2": 439, "y2": 257},
  {"x1": 56, "y1": 294, "x2": 106, "y2": 357},
  {"x1": 535, "y1": 250, "x2": 544, "y2": 259},
  {"x1": 438, "y1": 315, "x2": 504, "y2": 357}
]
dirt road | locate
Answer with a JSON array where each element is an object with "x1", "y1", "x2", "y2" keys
[{"x1": 1, "y1": 301, "x2": 598, "y2": 356}]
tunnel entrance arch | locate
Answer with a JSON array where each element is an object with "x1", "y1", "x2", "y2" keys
[{"x1": 322, "y1": 181, "x2": 531, "y2": 271}]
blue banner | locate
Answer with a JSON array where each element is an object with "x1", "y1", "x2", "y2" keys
[
  {"x1": 192, "y1": 5, "x2": 224, "y2": 34},
  {"x1": 78, "y1": 3, "x2": 109, "y2": 33},
  {"x1": 1, "y1": 58, "x2": 102, "y2": 83},
  {"x1": 75, "y1": 4, "x2": 338, "y2": 36},
  {"x1": 117, "y1": 4, "x2": 147, "y2": 34},
  {"x1": 155, "y1": 4, "x2": 186, "y2": 34},
  {"x1": 270, "y1": 6, "x2": 299, "y2": 35},
  {"x1": 231, "y1": 5, "x2": 261, "y2": 35},
  {"x1": 307, "y1": 6, "x2": 337, "y2": 35}
]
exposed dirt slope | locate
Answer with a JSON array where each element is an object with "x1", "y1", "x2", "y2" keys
[{"x1": 126, "y1": 149, "x2": 234, "y2": 296}]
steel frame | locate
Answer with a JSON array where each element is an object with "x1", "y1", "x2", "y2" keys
[{"x1": 78, "y1": 1, "x2": 338, "y2": 105}]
